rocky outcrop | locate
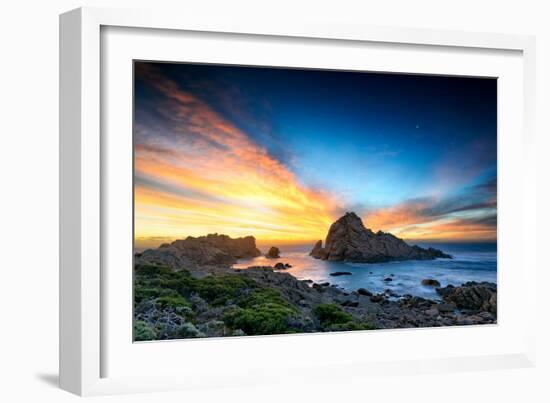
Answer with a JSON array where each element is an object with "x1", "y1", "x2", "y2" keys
[
  {"x1": 421, "y1": 279, "x2": 441, "y2": 287},
  {"x1": 436, "y1": 282, "x2": 497, "y2": 314},
  {"x1": 266, "y1": 246, "x2": 280, "y2": 258},
  {"x1": 136, "y1": 233, "x2": 261, "y2": 270},
  {"x1": 310, "y1": 212, "x2": 452, "y2": 263},
  {"x1": 309, "y1": 240, "x2": 327, "y2": 259}
]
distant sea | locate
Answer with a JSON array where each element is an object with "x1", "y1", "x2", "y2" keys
[{"x1": 234, "y1": 242, "x2": 497, "y2": 300}]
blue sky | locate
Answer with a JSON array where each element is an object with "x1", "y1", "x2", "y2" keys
[{"x1": 134, "y1": 62, "x2": 497, "y2": 243}]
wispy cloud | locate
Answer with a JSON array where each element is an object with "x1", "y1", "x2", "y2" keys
[
  {"x1": 363, "y1": 178, "x2": 497, "y2": 241},
  {"x1": 134, "y1": 64, "x2": 341, "y2": 245}
]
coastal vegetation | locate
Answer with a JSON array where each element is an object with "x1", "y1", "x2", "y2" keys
[{"x1": 134, "y1": 213, "x2": 496, "y2": 341}]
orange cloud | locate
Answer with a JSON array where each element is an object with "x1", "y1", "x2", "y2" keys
[
  {"x1": 134, "y1": 65, "x2": 340, "y2": 247},
  {"x1": 363, "y1": 201, "x2": 496, "y2": 241}
]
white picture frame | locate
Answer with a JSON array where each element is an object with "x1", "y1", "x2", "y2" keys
[{"x1": 59, "y1": 6, "x2": 537, "y2": 396}]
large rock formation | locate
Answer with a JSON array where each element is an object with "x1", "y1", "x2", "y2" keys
[
  {"x1": 136, "y1": 233, "x2": 261, "y2": 270},
  {"x1": 310, "y1": 212, "x2": 451, "y2": 263}
]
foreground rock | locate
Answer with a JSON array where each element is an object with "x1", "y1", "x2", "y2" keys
[
  {"x1": 136, "y1": 233, "x2": 261, "y2": 270},
  {"x1": 436, "y1": 282, "x2": 497, "y2": 314},
  {"x1": 266, "y1": 246, "x2": 281, "y2": 258},
  {"x1": 310, "y1": 212, "x2": 452, "y2": 263},
  {"x1": 421, "y1": 279, "x2": 441, "y2": 287}
]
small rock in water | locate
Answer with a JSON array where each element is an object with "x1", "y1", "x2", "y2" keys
[
  {"x1": 266, "y1": 246, "x2": 281, "y2": 258},
  {"x1": 330, "y1": 271, "x2": 352, "y2": 276},
  {"x1": 383, "y1": 277, "x2": 393, "y2": 282},
  {"x1": 274, "y1": 262, "x2": 286, "y2": 270},
  {"x1": 421, "y1": 278, "x2": 441, "y2": 287},
  {"x1": 284, "y1": 263, "x2": 292, "y2": 268}
]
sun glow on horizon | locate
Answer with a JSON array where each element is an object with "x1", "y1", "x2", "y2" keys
[
  {"x1": 134, "y1": 64, "x2": 339, "y2": 245},
  {"x1": 134, "y1": 63, "x2": 497, "y2": 248}
]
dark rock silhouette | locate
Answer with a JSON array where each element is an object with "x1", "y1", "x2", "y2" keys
[
  {"x1": 136, "y1": 233, "x2": 261, "y2": 270},
  {"x1": 421, "y1": 279, "x2": 441, "y2": 287},
  {"x1": 310, "y1": 212, "x2": 452, "y2": 263},
  {"x1": 266, "y1": 246, "x2": 281, "y2": 258}
]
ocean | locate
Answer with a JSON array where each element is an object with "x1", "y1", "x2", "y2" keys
[{"x1": 233, "y1": 242, "x2": 497, "y2": 300}]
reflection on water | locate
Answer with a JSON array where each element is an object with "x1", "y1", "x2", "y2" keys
[{"x1": 233, "y1": 243, "x2": 497, "y2": 300}]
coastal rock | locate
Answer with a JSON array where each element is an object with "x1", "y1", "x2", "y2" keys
[
  {"x1": 357, "y1": 288, "x2": 373, "y2": 297},
  {"x1": 309, "y1": 240, "x2": 327, "y2": 259},
  {"x1": 421, "y1": 279, "x2": 441, "y2": 287},
  {"x1": 136, "y1": 233, "x2": 261, "y2": 270},
  {"x1": 330, "y1": 271, "x2": 352, "y2": 276},
  {"x1": 266, "y1": 246, "x2": 281, "y2": 258},
  {"x1": 434, "y1": 303, "x2": 456, "y2": 313},
  {"x1": 436, "y1": 282, "x2": 497, "y2": 314},
  {"x1": 274, "y1": 262, "x2": 287, "y2": 270},
  {"x1": 309, "y1": 212, "x2": 452, "y2": 263},
  {"x1": 383, "y1": 277, "x2": 393, "y2": 282}
]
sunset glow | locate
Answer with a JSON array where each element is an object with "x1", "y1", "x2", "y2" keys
[{"x1": 134, "y1": 63, "x2": 497, "y2": 249}]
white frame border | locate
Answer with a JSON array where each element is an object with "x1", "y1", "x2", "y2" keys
[{"x1": 59, "y1": 6, "x2": 537, "y2": 396}]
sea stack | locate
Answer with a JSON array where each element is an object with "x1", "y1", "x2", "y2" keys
[
  {"x1": 266, "y1": 246, "x2": 281, "y2": 258},
  {"x1": 310, "y1": 212, "x2": 451, "y2": 263}
]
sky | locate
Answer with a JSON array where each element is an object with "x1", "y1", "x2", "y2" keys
[{"x1": 134, "y1": 61, "x2": 497, "y2": 248}]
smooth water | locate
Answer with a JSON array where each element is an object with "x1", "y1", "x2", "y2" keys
[{"x1": 234, "y1": 242, "x2": 497, "y2": 300}]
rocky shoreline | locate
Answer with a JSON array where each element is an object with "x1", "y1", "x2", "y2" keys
[{"x1": 134, "y1": 233, "x2": 496, "y2": 341}]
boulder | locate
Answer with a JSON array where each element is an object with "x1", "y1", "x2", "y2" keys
[
  {"x1": 274, "y1": 262, "x2": 287, "y2": 270},
  {"x1": 310, "y1": 212, "x2": 452, "y2": 263},
  {"x1": 330, "y1": 271, "x2": 352, "y2": 276},
  {"x1": 436, "y1": 282, "x2": 497, "y2": 314},
  {"x1": 266, "y1": 246, "x2": 281, "y2": 258},
  {"x1": 357, "y1": 288, "x2": 373, "y2": 297},
  {"x1": 370, "y1": 294, "x2": 385, "y2": 303},
  {"x1": 434, "y1": 303, "x2": 456, "y2": 313},
  {"x1": 421, "y1": 279, "x2": 441, "y2": 287}
]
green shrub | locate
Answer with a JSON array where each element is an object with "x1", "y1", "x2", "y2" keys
[
  {"x1": 223, "y1": 303, "x2": 297, "y2": 335},
  {"x1": 236, "y1": 287, "x2": 292, "y2": 309},
  {"x1": 134, "y1": 320, "x2": 156, "y2": 341},
  {"x1": 134, "y1": 264, "x2": 305, "y2": 337},
  {"x1": 156, "y1": 294, "x2": 190, "y2": 309},
  {"x1": 313, "y1": 304, "x2": 354, "y2": 327},
  {"x1": 194, "y1": 274, "x2": 256, "y2": 306}
]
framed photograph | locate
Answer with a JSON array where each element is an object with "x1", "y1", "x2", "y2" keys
[{"x1": 60, "y1": 7, "x2": 537, "y2": 396}]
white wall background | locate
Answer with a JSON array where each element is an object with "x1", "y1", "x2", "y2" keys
[{"x1": 0, "y1": 0, "x2": 548, "y2": 401}]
